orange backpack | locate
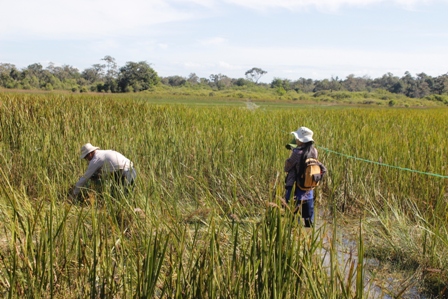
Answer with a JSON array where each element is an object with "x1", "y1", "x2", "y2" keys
[{"x1": 297, "y1": 158, "x2": 323, "y2": 191}]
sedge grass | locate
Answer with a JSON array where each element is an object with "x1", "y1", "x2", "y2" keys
[{"x1": 1, "y1": 92, "x2": 448, "y2": 298}]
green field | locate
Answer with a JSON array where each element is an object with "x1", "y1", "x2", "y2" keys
[{"x1": 1, "y1": 91, "x2": 447, "y2": 298}]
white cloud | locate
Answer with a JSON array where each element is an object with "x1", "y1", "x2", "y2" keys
[
  {"x1": 89, "y1": 39, "x2": 121, "y2": 52},
  {"x1": 218, "y1": 61, "x2": 242, "y2": 70},
  {"x1": 172, "y1": 0, "x2": 216, "y2": 8},
  {"x1": 155, "y1": 42, "x2": 448, "y2": 81},
  {"x1": 2, "y1": 0, "x2": 447, "y2": 82},
  {"x1": 1, "y1": 0, "x2": 443, "y2": 39},
  {"x1": 0, "y1": 0, "x2": 207, "y2": 39},
  {"x1": 200, "y1": 37, "x2": 228, "y2": 45},
  {"x1": 184, "y1": 62, "x2": 204, "y2": 68},
  {"x1": 224, "y1": 0, "x2": 443, "y2": 12}
]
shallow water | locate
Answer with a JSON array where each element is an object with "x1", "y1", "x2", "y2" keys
[{"x1": 317, "y1": 219, "x2": 428, "y2": 299}]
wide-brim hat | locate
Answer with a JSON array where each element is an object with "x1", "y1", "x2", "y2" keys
[
  {"x1": 80, "y1": 143, "x2": 99, "y2": 159},
  {"x1": 291, "y1": 127, "x2": 314, "y2": 143}
]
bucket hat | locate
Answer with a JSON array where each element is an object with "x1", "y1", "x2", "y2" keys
[
  {"x1": 291, "y1": 127, "x2": 314, "y2": 143},
  {"x1": 80, "y1": 143, "x2": 99, "y2": 159}
]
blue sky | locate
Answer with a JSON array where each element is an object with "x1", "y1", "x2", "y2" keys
[{"x1": 1, "y1": 0, "x2": 448, "y2": 83}]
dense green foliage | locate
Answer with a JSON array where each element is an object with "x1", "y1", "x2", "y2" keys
[
  {"x1": 1, "y1": 56, "x2": 448, "y2": 104},
  {"x1": 1, "y1": 92, "x2": 447, "y2": 298}
]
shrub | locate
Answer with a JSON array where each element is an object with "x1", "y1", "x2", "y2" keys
[{"x1": 276, "y1": 86, "x2": 286, "y2": 96}]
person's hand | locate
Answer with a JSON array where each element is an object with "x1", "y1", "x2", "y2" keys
[
  {"x1": 312, "y1": 173, "x2": 322, "y2": 182},
  {"x1": 68, "y1": 193, "x2": 75, "y2": 202},
  {"x1": 67, "y1": 186, "x2": 77, "y2": 202}
]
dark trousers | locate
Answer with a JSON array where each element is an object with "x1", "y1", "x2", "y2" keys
[
  {"x1": 285, "y1": 185, "x2": 294, "y2": 204},
  {"x1": 286, "y1": 186, "x2": 314, "y2": 227},
  {"x1": 112, "y1": 171, "x2": 134, "y2": 197},
  {"x1": 296, "y1": 198, "x2": 314, "y2": 227}
]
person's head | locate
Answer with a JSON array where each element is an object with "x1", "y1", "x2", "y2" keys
[
  {"x1": 285, "y1": 137, "x2": 297, "y2": 150},
  {"x1": 291, "y1": 127, "x2": 314, "y2": 146},
  {"x1": 80, "y1": 143, "x2": 99, "y2": 161},
  {"x1": 291, "y1": 127, "x2": 315, "y2": 169}
]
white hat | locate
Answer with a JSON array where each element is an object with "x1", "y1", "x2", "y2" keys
[
  {"x1": 291, "y1": 127, "x2": 314, "y2": 143},
  {"x1": 80, "y1": 143, "x2": 99, "y2": 159}
]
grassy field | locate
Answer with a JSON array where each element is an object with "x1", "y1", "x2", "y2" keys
[{"x1": 1, "y1": 91, "x2": 447, "y2": 298}]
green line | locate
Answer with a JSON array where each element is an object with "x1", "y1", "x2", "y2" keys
[{"x1": 317, "y1": 146, "x2": 448, "y2": 179}]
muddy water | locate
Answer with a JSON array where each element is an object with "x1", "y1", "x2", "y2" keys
[{"x1": 316, "y1": 219, "x2": 428, "y2": 299}]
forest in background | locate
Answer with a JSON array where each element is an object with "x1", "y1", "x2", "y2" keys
[{"x1": 1, "y1": 55, "x2": 448, "y2": 105}]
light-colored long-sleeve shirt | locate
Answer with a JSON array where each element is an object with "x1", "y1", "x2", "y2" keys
[{"x1": 73, "y1": 150, "x2": 135, "y2": 195}]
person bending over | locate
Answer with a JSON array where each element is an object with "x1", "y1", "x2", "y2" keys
[{"x1": 71, "y1": 143, "x2": 137, "y2": 200}]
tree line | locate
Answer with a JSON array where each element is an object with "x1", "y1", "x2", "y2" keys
[{"x1": 1, "y1": 55, "x2": 448, "y2": 100}]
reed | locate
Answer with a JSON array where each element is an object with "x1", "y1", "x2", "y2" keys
[{"x1": 1, "y1": 92, "x2": 447, "y2": 298}]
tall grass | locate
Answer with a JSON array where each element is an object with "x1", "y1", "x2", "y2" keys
[{"x1": 1, "y1": 92, "x2": 447, "y2": 298}]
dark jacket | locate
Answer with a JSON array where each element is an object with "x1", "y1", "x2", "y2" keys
[{"x1": 284, "y1": 145, "x2": 326, "y2": 187}]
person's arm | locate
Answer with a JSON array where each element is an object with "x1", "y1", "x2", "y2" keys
[
  {"x1": 318, "y1": 161, "x2": 327, "y2": 176},
  {"x1": 72, "y1": 161, "x2": 102, "y2": 196},
  {"x1": 284, "y1": 149, "x2": 300, "y2": 172}
]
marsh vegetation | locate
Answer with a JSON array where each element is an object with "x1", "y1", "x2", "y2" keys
[{"x1": 1, "y1": 92, "x2": 447, "y2": 298}]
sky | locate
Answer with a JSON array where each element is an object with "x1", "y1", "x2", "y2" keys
[{"x1": 1, "y1": 0, "x2": 448, "y2": 83}]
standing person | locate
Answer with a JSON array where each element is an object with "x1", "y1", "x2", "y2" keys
[
  {"x1": 71, "y1": 143, "x2": 137, "y2": 200},
  {"x1": 284, "y1": 127, "x2": 326, "y2": 227}
]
